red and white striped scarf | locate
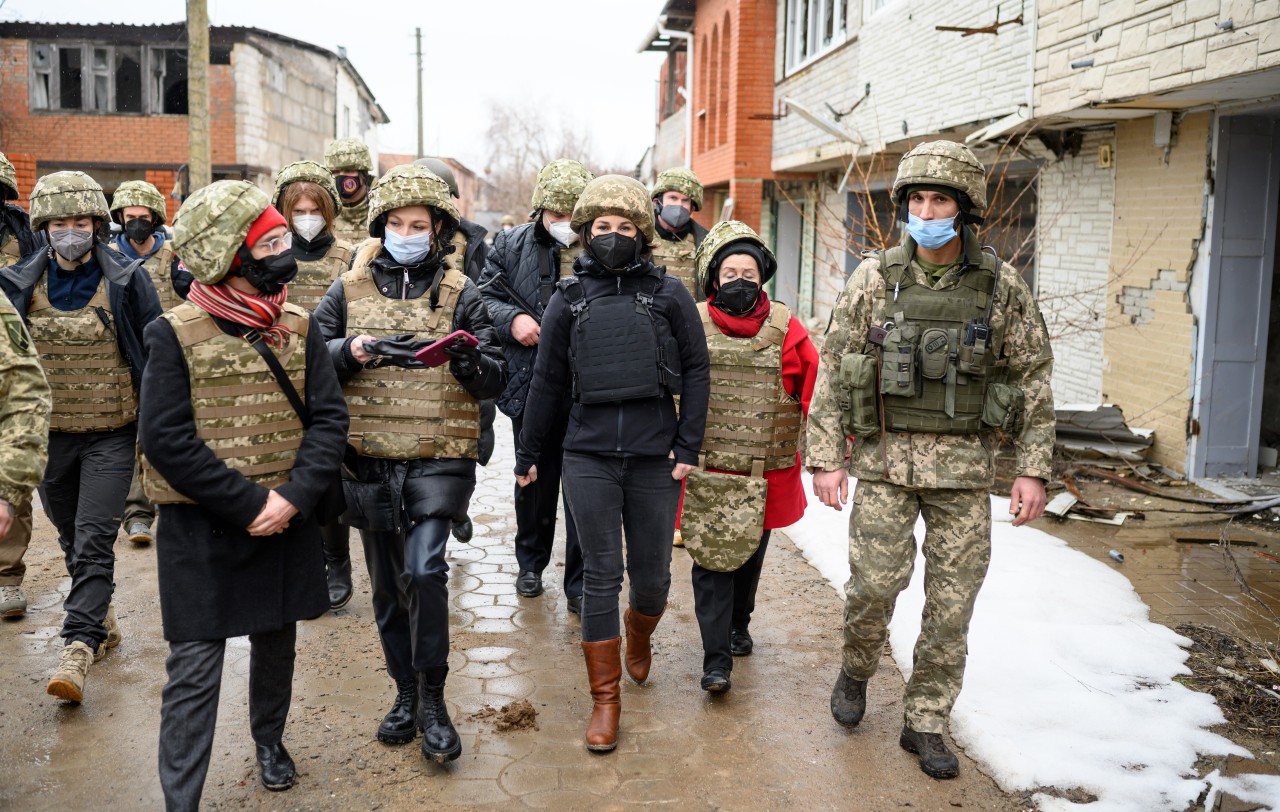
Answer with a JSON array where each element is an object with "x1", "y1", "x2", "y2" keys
[{"x1": 187, "y1": 280, "x2": 292, "y2": 348}]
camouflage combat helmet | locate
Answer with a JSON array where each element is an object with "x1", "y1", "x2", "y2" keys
[
  {"x1": 414, "y1": 157, "x2": 458, "y2": 198},
  {"x1": 367, "y1": 163, "x2": 459, "y2": 237},
  {"x1": 530, "y1": 159, "x2": 593, "y2": 214},
  {"x1": 0, "y1": 152, "x2": 18, "y2": 201},
  {"x1": 324, "y1": 138, "x2": 373, "y2": 173},
  {"x1": 30, "y1": 171, "x2": 110, "y2": 230},
  {"x1": 110, "y1": 180, "x2": 168, "y2": 225},
  {"x1": 570, "y1": 175, "x2": 657, "y2": 244},
  {"x1": 172, "y1": 180, "x2": 269, "y2": 284},
  {"x1": 891, "y1": 140, "x2": 987, "y2": 213},
  {"x1": 695, "y1": 220, "x2": 777, "y2": 296},
  {"x1": 652, "y1": 167, "x2": 703, "y2": 211},
  {"x1": 272, "y1": 160, "x2": 341, "y2": 210}
]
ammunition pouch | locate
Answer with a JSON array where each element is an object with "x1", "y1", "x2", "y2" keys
[
  {"x1": 837, "y1": 352, "x2": 879, "y2": 438},
  {"x1": 981, "y1": 381, "x2": 1024, "y2": 434}
]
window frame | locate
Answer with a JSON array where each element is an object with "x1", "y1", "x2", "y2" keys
[
  {"x1": 28, "y1": 41, "x2": 188, "y2": 115},
  {"x1": 784, "y1": 0, "x2": 849, "y2": 75}
]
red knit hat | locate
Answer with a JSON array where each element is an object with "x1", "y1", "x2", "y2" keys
[{"x1": 231, "y1": 204, "x2": 288, "y2": 271}]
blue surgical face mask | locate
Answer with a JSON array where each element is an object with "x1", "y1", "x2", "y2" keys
[
  {"x1": 905, "y1": 213, "x2": 958, "y2": 250},
  {"x1": 383, "y1": 229, "x2": 432, "y2": 265}
]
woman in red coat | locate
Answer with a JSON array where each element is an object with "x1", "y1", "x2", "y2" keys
[{"x1": 681, "y1": 220, "x2": 818, "y2": 692}]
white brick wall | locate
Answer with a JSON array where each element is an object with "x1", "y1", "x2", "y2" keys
[{"x1": 1036, "y1": 129, "x2": 1116, "y2": 405}]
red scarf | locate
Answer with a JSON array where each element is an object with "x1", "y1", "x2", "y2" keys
[
  {"x1": 186, "y1": 280, "x2": 292, "y2": 348},
  {"x1": 706, "y1": 290, "x2": 772, "y2": 338}
]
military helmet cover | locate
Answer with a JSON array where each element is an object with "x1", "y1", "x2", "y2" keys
[
  {"x1": 652, "y1": 167, "x2": 704, "y2": 211},
  {"x1": 570, "y1": 175, "x2": 657, "y2": 244},
  {"x1": 110, "y1": 180, "x2": 168, "y2": 225},
  {"x1": 30, "y1": 171, "x2": 111, "y2": 231},
  {"x1": 367, "y1": 164, "x2": 459, "y2": 237},
  {"x1": 530, "y1": 159, "x2": 593, "y2": 214},
  {"x1": 891, "y1": 140, "x2": 988, "y2": 213},
  {"x1": 324, "y1": 138, "x2": 373, "y2": 172},
  {"x1": 695, "y1": 220, "x2": 777, "y2": 296},
  {"x1": 0, "y1": 152, "x2": 18, "y2": 200},
  {"x1": 272, "y1": 160, "x2": 342, "y2": 210},
  {"x1": 414, "y1": 157, "x2": 459, "y2": 198},
  {"x1": 172, "y1": 180, "x2": 269, "y2": 284}
]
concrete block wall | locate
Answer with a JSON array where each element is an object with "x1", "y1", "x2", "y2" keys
[
  {"x1": 1036, "y1": 128, "x2": 1116, "y2": 405},
  {"x1": 1036, "y1": 0, "x2": 1280, "y2": 116},
  {"x1": 1100, "y1": 111, "x2": 1210, "y2": 472}
]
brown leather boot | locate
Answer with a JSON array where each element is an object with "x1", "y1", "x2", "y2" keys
[
  {"x1": 581, "y1": 638, "x2": 622, "y2": 752},
  {"x1": 623, "y1": 606, "x2": 664, "y2": 684}
]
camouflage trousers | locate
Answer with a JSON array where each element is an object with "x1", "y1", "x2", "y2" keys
[{"x1": 842, "y1": 480, "x2": 991, "y2": 734}]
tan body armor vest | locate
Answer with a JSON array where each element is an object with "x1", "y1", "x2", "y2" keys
[
  {"x1": 558, "y1": 243, "x2": 582, "y2": 279},
  {"x1": 340, "y1": 240, "x2": 479, "y2": 460},
  {"x1": 652, "y1": 232, "x2": 699, "y2": 300},
  {"x1": 110, "y1": 240, "x2": 181, "y2": 311},
  {"x1": 290, "y1": 239, "x2": 353, "y2": 311},
  {"x1": 0, "y1": 234, "x2": 20, "y2": 268},
  {"x1": 333, "y1": 199, "x2": 369, "y2": 244},
  {"x1": 142, "y1": 302, "x2": 311, "y2": 504},
  {"x1": 698, "y1": 301, "x2": 801, "y2": 474},
  {"x1": 28, "y1": 274, "x2": 136, "y2": 432}
]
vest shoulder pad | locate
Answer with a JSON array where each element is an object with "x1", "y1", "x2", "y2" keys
[
  {"x1": 279, "y1": 302, "x2": 312, "y2": 336},
  {"x1": 696, "y1": 301, "x2": 718, "y2": 337},
  {"x1": 163, "y1": 302, "x2": 222, "y2": 347},
  {"x1": 328, "y1": 240, "x2": 355, "y2": 266},
  {"x1": 340, "y1": 265, "x2": 377, "y2": 302}
]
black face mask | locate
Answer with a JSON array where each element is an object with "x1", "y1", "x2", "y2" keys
[
  {"x1": 124, "y1": 218, "x2": 154, "y2": 244},
  {"x1": 588, "y1": 232, "x2": 639, "y2": 271},
  {"x1": 338, "y1": 174, "x2": 366, "y2": 202},
  {"x1": 713, "y1": 278, "x2": 761, "y2": 316},
  {"x1": 659, "y1": 203, "x2": 691, "y2": 230},
  {"x1": 235, "y1": 245, "x2": 298, "y2": 295}
]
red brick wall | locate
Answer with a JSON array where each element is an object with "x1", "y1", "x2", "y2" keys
[{"x1": 0, "y1": 38, "x2": 237, "y2": 210}]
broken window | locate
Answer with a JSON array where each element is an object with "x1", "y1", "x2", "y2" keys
[
  {"x1": 114, "y1": 46, "x2": 142, "y2": 113},
  {"x1": 58, "y1": 47, "x2": 82, "y2": 110},
  {"x1": 31, "y1": 42, "x2": 189, "y2": 114},
  {"x1": 785, "y1": 0, "x2": 847, "y2": 73}
]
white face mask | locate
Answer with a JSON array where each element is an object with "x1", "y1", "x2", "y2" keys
[
  {"x1": 547, "y1": 220, "x2": 578, "y2": 247},
  {"x1": 383, "y1": 229, "x2": 433, "y2": 265},
  {"x1": 292, "y1": 214, "x2": 325, "y2": 242}
]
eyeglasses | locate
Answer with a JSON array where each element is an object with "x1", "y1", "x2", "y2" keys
[{"x1": 257, "y1": 231, "x2": 293, "y2": 255}]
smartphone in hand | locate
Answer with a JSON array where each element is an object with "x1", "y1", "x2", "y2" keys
[{"x1": 413, "y1": 329, "x2": 479, "y2": 368}]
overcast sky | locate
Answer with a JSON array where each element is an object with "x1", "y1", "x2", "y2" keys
[{"x1": 2, "y1": 0, "x2": 668, "y2": 172}]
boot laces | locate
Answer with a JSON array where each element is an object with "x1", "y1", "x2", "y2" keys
[
  {"x1": 1, "y1": 585, "x2": 22, "y2": 602},
  {"x1": 918, "y1": 731, "x2": 952, "y2": 758}
]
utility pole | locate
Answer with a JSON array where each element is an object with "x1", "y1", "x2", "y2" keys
[
  {"x1": 415, "y1": 27, "x2": 424, "y2": 159},
  {"x1": 186, "y1": 0, "x2": 211, "y2": 192}
]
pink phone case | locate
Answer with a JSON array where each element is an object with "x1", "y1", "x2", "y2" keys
[{"x1": 414, "y1": 330, "x2": 479, "y2": 368}]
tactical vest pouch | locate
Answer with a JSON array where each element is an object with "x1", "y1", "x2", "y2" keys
[
  {"x1": 981, "y1": 382, "x2": 1024, "y2": 434},
  {"x1": 918, "y1": 328, "x2": 952, "y2": 381},
  {"x1": 879, "y1": 324, "x2": 917, "y2": 396},
  {"x1": 838, "y1": 352, "x2": 878, "y2": 438},
  {"x1": 681, "y1": 468, "x2": 767, "y2": 573}
]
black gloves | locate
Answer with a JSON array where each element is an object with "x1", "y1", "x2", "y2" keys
[
  {"x1": 445, "y1": 343, "x2": 482, "y2": 380},
  {"x1": 365, "y1": 333, "x2": 427, "y2": 369}
]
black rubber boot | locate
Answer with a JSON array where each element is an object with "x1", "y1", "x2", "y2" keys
[
  {"x1": 376, "y1": 677, "x2": 419, "y2": 744},
  {"x1": 899, "y1": 726, "x2": 960, "y2": 779},
  {"x1": 255, "y1": 743, "x2": 296, "y2": 791},
  {"x1": 417, "y1": 666, "x2": 462, "y2": 763},
  {"x1": 321, "y1": 522, "x2": 353, "y2": 610},
  {"x1": 830, "y1": 668, "x2": 868, "y2": 728}
]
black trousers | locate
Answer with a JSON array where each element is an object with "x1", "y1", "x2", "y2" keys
[
  {"x1": 40, "y1": 425, "x2": 135, "y2": 648},
  {"x1": 360, "y1": 517, "x2": 451, "y2": 679},
  {"x1": 691, "y1": 532, "x2": 771, "y2": 673},
  {"x1": 511, "y1": 414, "x2": 583, "y2": 598},
  {"x1": 561, "y1": 452, "x2": 679, "y2": 642},
  {"x1": 157, "y1": 623, "x2": 297, "y2": 812}
]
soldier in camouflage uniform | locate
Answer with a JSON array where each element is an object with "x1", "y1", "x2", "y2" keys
[
  {"x1": 325, "y1": 138, "x2": 376, "y2": 244},
  {"x1": 110, "y1": 180, "x2": 190, "y2": 548},
  {"x1": 141, "y1": 180, "x2": 348, "y2": 805},
  {"x1": 0, "y1": 151, "x2": 45, "y2": 619},
  {"x1": 480, "y1": 158, "x2": 593, "y2": 609},
  {"x1": 808, "y1": 141, "x2": 1053, "y2": 779},
  {"x1": 682, "y1": 220, "x2": 818, "y2": 693},
  {"x1": 314, "y1": 164, "x2": 506, "y2": 765},
  {"x1": 650, "y1": 167, "x2": 709, "y2": 302},
  {"x1": 0, "y1": 287, "x2": 50, "y2": 620},
  {"x1": 0, "y1": 171, "x2": 162, "y2": 703}
]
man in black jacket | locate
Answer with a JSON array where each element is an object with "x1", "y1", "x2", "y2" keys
[
  {"x1": 0, "y1": 171, "x2": 162, "y2": 705},
  {"x1": 479, "y1": 158, "x2": 593, "y2": 610}
]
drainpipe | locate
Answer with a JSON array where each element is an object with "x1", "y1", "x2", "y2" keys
[{"x1": 658, "y1": 20, "x2": 694, "y2": 169}]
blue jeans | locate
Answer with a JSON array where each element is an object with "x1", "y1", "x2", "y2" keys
[{"x1": 561, "y1": 452, "x2": 680, "y2": 642}]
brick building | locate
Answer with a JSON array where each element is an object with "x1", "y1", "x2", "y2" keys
[
  {"x1": 0, "y1": 22, "x2": 388, "y2": 221},
  {"x1": 377, "y1": 153, "x2": 486, "y2": 224}
]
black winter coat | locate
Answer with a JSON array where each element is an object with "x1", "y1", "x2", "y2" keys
[
  {"x1": 139, "y1": 313, "x2": 350, "y2": 642},
  {"x1": 0, "y1": 242, "x2": 162, "y2": 389},
  {"x1": 458, "y1": 217, "x2": 489, "y2": 282},
  {"x1": 313, "y1": 245, "x2": 506, "y2": 532},
  {"x1": 514, "y1": 252, "x2": 710, "y2": 475},
  {"x1": 479, "y1": 219, "x2": 573, "y2": 418}
]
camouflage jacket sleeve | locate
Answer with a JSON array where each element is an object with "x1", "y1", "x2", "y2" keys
[
  {"x1": 805, "y1": 257, "x2": 880, "y2": 471},
  {"x1": 1000, "y1": 267, "x2": 1054, "y2": 480},
  {"x1": 0, "y1": 289, "x2": 50, "y2": 506}
]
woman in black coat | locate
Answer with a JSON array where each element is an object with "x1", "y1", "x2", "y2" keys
[
  {"x1": 140, "y1": 181, "x2": 348, "y2": 810},
  {"x1": 312, "y1": 164, "x2": 505, "y2": 765}
]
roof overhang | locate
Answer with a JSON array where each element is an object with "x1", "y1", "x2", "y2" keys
[
  {"x1": 1038, "y1": 65, "x2": 1280, "y2": 127},
  {"x1": 638, "y1": 0, "x2": 696, "y2": 53}
]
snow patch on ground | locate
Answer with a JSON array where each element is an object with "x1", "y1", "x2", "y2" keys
[{"x1": 785, "y1": 473, "x2": 1273, "y2": 811}]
